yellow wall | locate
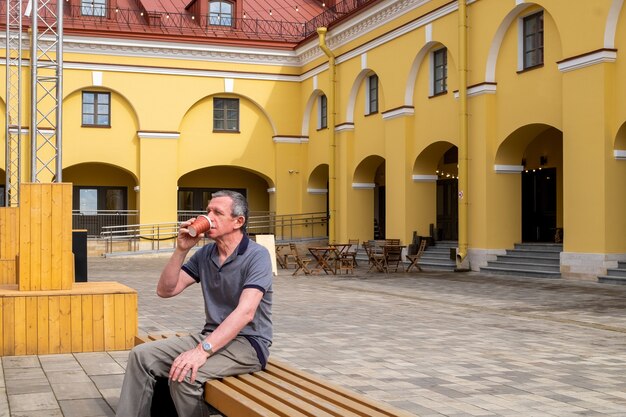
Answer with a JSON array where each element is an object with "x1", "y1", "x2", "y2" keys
[{"x1": 0, "y1": 0, "x2": 625, "y2": 274}]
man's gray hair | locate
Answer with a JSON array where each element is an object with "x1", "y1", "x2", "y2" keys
[{"x1": 212, "y1": 190, "x2": 248, "y2": 232}]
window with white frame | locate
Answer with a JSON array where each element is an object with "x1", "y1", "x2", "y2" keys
[
  {"x1": 318, "y1": 94, "x2": 328, "y2": 129},
  {"x1": 522, "y1": 11, "x2": 544, "y2": 70},
  {"x1": 366, "y1": 74, "x2": 378, "y2": 115},
  {"x1": 432, "y1": 48, "x2": 447, "y2": 95},
  {"x1": 81, "y1": 0, "x2": 107, "y2": 16},
  {"x1": 209, "y1": 1, "x2": 233, "y2": 26},
  {"x1": 82, "y1": 91, "x2": 110, "y2": 127},
  {"x1": 213, "y1": 98, "x2": 239, "y2": 132}
]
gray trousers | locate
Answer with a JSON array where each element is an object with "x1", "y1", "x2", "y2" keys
[{"x1": 115, "y1": 334, "x2": 262, "y2": 417}]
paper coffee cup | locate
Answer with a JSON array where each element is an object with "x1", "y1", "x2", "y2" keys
[{"x1": 188, "y1": 215, "x2": 214, "y2": 237}]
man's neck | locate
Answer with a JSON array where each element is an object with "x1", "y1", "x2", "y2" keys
[{"x1": 214, "y1": 231, "x2": 244, "y2": 259}]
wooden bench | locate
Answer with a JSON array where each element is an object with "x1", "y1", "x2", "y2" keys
[{"x1": 136, "y1": 333, "x2": 415, "y2": 417}]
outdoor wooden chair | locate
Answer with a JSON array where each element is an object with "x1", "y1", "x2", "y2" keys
[
  {"x1": 405, "y1": 239, "x2": 427, "y2": 272},
  {"x1": 364, "y1": 240, "x2": 385, "y2": 272},
  {"x1": 383, "y1": 244, "x2": 404, "y2": 273},
  {"x1": 340, "y1": 239, "x2": 360, "y2": 268},
  {"x1": 288, "y1": 243, "x2": 312, "y2": 275}
]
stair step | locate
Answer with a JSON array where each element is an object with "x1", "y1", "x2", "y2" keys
[
  {"x1": 486, "y1": 261, "x2": 560, "y2": 272},
  {"x1": 495, "y1": 255, "x2": 560, "y2": 265},
  {"x1": 504, "y1": 249, "x2": 561, "y2": 259},
  {"x1": 513, "y1": 243, "x2": 563, "y2": 252},
  {"x1": 480, "y1": 266, "x2": 561, "y2": 279},
  {"x1": 598, "y1": 275, "x2": 626, "y2": 285},
  {"x1": 606, "y1": 268, "x2": 626, "y2": 278}
]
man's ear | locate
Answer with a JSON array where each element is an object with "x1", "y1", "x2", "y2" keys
[{"x1": 233, "y1": 216, "x2": 245, "y2": 230}]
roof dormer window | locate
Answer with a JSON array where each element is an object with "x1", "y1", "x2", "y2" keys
[
  {"x1": 81, "y1": 0, "x2": 107, "y2": 16},
  {"x1": 209, "y1": 1, "x2": 233, "y2": 26}
]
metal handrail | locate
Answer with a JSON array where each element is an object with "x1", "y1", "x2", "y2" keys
[{"x1": 100, "y1": 211, "x2": 329, "y2": 254}]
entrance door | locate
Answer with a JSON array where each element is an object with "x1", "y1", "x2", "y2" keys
[
  {"x1": 436, "y1": 179, "x2": 458, "y2": 240},
  {"x1": 522, "y1": 168, "x2": 556, "y2": 242}
]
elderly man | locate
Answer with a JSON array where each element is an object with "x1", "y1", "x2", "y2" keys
[{"x1": 116, "y1": 190, "x2": 273, "y2": 417}]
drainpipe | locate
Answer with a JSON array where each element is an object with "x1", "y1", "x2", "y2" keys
[
  {"x1": 457, "y1": 0, "x2": 469, "y2": 267},
  {"x1": 317, "y1": 27, "x2": 337, "y2": 243}
]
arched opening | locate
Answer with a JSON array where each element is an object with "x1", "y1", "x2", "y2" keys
[
  {"x1": 496, "y1": 124, "x2": 563, "y2": 243},
  {"x1": 413, "y1": 141, "x2": 458, "y2": 241},
  {"x1": 353, "y1": 155, "x2": 385, "y2": 239},
  {"x1": 177, "y1": 166, "x2": 272, "y2": 233},
  {"x1": 63, "y1": 163, "x2": 139, "y2": 235}
]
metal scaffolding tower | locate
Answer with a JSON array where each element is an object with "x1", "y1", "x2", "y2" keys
[
  {"x1": 4, "y1": 0, "x2": 63, "y2": 206},
  {"x1": 4, "y1": 0, "x2": 24, "y2": 206},
  {"x1": 30, "y1": 0, "x2": 64, "y2": 183}
]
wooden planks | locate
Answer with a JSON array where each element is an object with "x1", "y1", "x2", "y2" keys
[
  {"x1": 0, "y1": 282, "x2": 137, "y2": 356},
  {"x1": 0, "y1": 208, "x2": 19, "y2": 285},
  {"x1": 18, "y1": 183, "x2": 73, "y2": 291},
  {"x1": 0, "y1": 207, "x2": 19, "y2": 260}
]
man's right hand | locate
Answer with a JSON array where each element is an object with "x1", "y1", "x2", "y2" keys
[{"x1": 177, "y1": 219, "x2": 202, "y2": 251}]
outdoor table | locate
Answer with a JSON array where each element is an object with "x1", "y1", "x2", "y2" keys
[{"x1": 308, "y1": 246, "x2": 337, "y2": 274}]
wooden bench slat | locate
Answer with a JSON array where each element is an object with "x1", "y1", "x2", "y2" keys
[
  {"x1": 267, "y1": 359, "x2": 416, "y2": 417},
  {"x1": 218, "y1": 376, "x2": 311, "y2": 417},
  {"x1": 204, "y1": 379, "x2": 283, "y2": 417},
  {"x1": 237, "y1": 373, "x2": 338, "y2": 417},
  {"x1": 249, "y1": 371, "x2": 363, "y2": 417},
  {"x1": 262, "y1": 366, "x2": 386, "y2": 417}
]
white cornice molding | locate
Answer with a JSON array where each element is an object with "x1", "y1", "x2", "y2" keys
[
  {"x1": 494, "y1": 164, "x2": 524, "y2": 173},
  {"x1": 62, "y1": 35, "x2": 301, "y2": 67},
  {"x1": 615, "y1": 150, "x2": 626, "y2": 160},
  {"x1": 382, "y1": 106, "x2": 414, "y2": 120},
  {"x1": 412, "y1": 174, "x2": 437, "y2": 182},
  {"x1": 64, "y1": 61, "x2": 301, "y2": 82},
  {"x1": 138, "y1": 131, "x2": 180, "y2": 139},
  {"x1": 558, "y1": 49, "x2": 618, "y2": 73},
  {"x1": 267, "y1": 187, "x2": 276, "y2": 193},
  {"x1": 307, "y1": 188, "x2": 328, "y2": 194},
  {"x1": 273, "y1": 136, "x2": 309, "y2": 144},
  {"x1": 454, "y1": 83, "x2": 497, "y2": 98},
  {"x1": 335, "y1": 123, "x2": 355, "y2": 132},
  {"x1": 352, "y1": 182, "x2": 376, "y2": 189}
]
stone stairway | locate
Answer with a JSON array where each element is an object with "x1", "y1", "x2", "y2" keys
[
  {"x1": 480, "y1": 243, "x2": 562, "y2": 278},
  {"x1": 418, "y1": 240, "x2": 457, "y2": 271},
  {"x1": 598, "y1": 262, "x2": 626, "y2": 285}
]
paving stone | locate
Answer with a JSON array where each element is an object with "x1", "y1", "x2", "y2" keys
[
  {"x1": 1, "y1": 357, "x2": 40, "y2": 370},
  {"x1": 58, "y1": 398, "x2": 114, "y2": 417},
  {"x1": 7, "y1": 392, "x2": 57, "y2": 413},
  {"x1": 50, "y1": 381, "x2": 102, "y2": 400}
]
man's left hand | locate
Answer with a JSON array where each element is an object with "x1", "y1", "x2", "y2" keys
[{"x1": 169, "y1": 346, "x2": 209, "y2": 383}]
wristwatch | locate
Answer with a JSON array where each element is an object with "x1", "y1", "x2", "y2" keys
[{"x1": 201, "y1": 340, "x2": 214, "y2": 356}]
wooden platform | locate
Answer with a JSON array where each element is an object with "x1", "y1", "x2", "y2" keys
[{"x1": 0, "y1": 282, "x2": 137, "y2": 356}]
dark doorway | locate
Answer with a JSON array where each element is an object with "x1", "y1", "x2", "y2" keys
[
  {"x1": 375, "y1": 186, "x2": 386, "y2": 239},
  {"x1": 522, "y1": 168, "x2": 556, "y2": 242},
  {"x1": 436, "y1": 179, "x2": 458, "y2": 240}
]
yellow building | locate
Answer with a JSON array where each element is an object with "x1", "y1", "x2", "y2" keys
[{"x1": 2, "y1": 0, "x2": 626, "y2": 281}]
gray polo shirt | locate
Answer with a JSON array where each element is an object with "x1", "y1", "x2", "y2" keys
[{"x1": 181, "y1": 235, "x2": 273, "y2": 367}]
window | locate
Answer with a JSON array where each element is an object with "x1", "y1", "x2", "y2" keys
[
  {"x1": 82, "y1": 92, "x2": 110, "y2": 127},
  {"x1": 213, "y1": 98, "x2": 239, "y2": 132},
  {"x1": 209, "y1": 1, "x2": 233, "y2": 26},
  {"x1": 433, "y1": 48, "x2": 447, "y2": 95},
  {"x1": 0, "y1": 186, "x2": 4, "y2": 206},
  {"x1": 319, "y1": 94, "x2": 328, "y2": 129},
  {"x1": 522, "y1": 11, "x2": 543, "y2": 69},
  {"x1": 81, "y1": 0, "x2": 107, "y2": 16},
  {"x1": 367, "y1": 74, "x2": 378, "y2": 114},
  {"x1": 74, "y1": 186, "x2": 126, "y2": 214}
]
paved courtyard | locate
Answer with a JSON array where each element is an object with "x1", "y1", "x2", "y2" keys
[{"x1": 1, "y1": 255, "x2": 626, "y2": 416}]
